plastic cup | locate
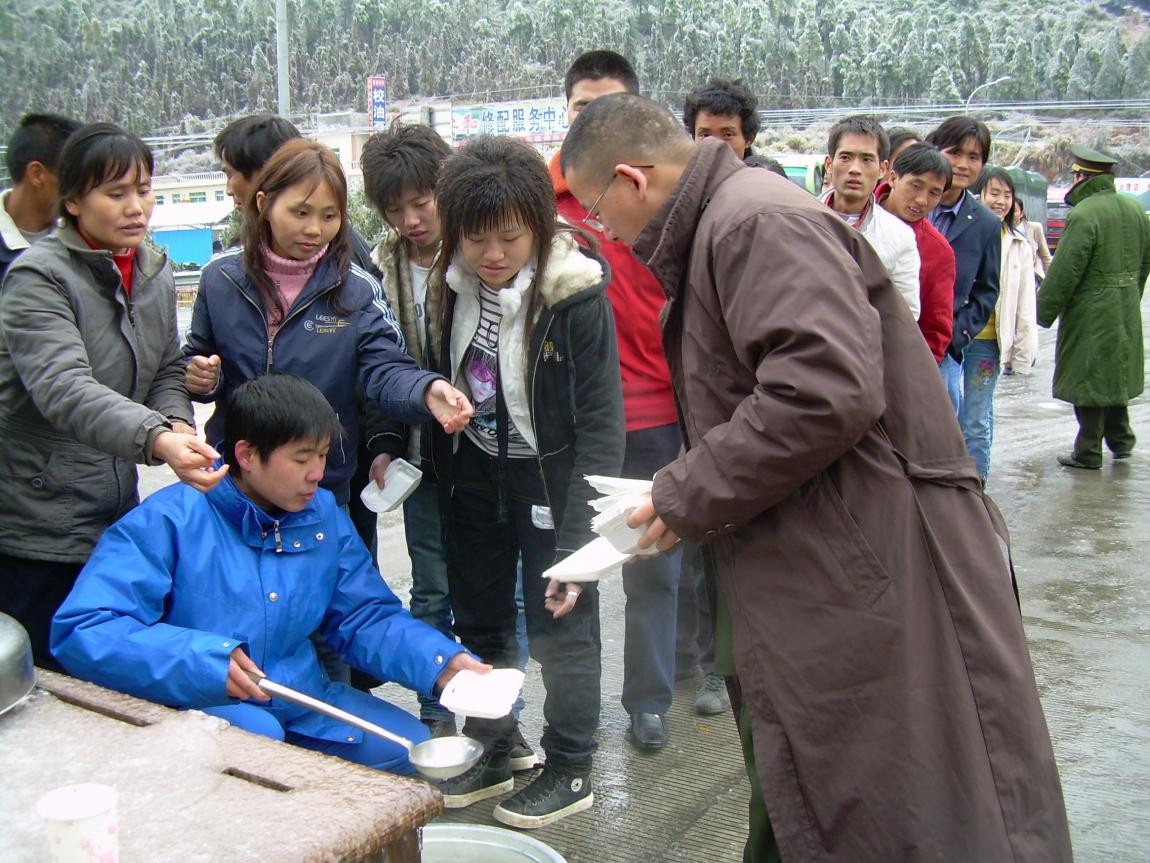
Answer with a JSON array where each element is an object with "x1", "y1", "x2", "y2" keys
[{"x1": 36, "y1": 783, "x2": 119, "y2": 863}]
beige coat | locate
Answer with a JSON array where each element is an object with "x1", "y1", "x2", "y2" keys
[
  {"x1": 636, "y1": 140, "x2": 1071, "y2": 862},
  {"x1": 1025, "y1": 218, "x2": 1052, "y2": 278},
  {"x1": 995, "y1": 225, "x2": 1039, "y2": 373}
]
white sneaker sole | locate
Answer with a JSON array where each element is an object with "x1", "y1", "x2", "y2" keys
[
  {"x1": 510, "y1": 752, "x2": 538, "y2": 772},
  {"x1": 440, "y1": 777, "x2": 514, "y2": 809},
  {"x1": 492, "y1": 792, "x2": 594, "y2": 829}
]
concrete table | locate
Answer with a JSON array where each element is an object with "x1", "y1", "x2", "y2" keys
[{"x1": 0, "y1": 669, "x2": 441, "y2": 862}]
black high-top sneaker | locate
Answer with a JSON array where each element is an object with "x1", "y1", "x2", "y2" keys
[
  {"x1": 435, "y1": 748, "x2": 513, "y2": 808},
  {"x1": 492, "y1": 764, "x2": 593, "y2": 829},
  {"x1": 509, "y1": 724, "x2": 538, "y2": 771}
]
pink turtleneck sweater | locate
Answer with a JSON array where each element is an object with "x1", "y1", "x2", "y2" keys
[{"x1": 263, "y1": 242, "x2": 328, "y2": 336}]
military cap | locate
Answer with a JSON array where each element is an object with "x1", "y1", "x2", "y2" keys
[{"x1": 1070, "y1": 143, "x2": 1117, "y2": 174}]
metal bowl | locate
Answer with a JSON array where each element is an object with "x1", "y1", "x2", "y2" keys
[
  {"x1": 409, "y1": 735, "x2": 484, "y2": 780},
  {"x1": 422, "y1": 823, "x2": 567, "y2": 862},
  {"x1": 0, "y1": 613, "x2": 36, "y2": 716}
]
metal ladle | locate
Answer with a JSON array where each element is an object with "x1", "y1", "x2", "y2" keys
[{"x1": 245, "y1": 671, "x2": 483, "y2": 780}]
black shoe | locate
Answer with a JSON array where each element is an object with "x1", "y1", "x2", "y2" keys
[
  {"x1": 422, "y1": 717, "x2": 457, "y2": 739},
  {"x1": 493, "y1": 764, "x2": 594, "y2": 829},
  {"x1": 509, "y1": 725, "x2": 538, "y2": 772},
  {"x1": 435, "y1": 749, "x2": 513, "y2": 809},
  {"x1": 1113, "y1": 450, "x2": 1133, "y2": 460},
  {"x1": 627, "y1": 712, "x2": 667, "y2": 750},
  {"x1": 1057, "y1": 454, "x2": 1101, "y2": 470}
]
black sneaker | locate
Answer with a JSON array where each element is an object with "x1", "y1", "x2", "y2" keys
[
  {"x1": 509, "y1": 725, "x2": 538, "y2": 771},
  {"x1": 493, "y1": 765, "x2": 593, "y2": 829},
  {"x1": 435, "y1": 749, "x2": 513, "y2": 809}
]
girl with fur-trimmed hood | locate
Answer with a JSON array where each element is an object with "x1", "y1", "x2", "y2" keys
[{"x1": 430, "y1": 135, "x2": 624, "y2": 829}]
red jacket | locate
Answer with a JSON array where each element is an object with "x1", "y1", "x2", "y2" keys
[
  {"x1": 549, "y1": 151, "x2": 677, "y2": 431},
  {"x1": 875, "y1": 182, "x2": 954, "y2": 362}
]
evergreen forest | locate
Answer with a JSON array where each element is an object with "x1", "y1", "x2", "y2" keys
[{"x1": 2, "y1": 0, "x2": 1148, "y2": 139}]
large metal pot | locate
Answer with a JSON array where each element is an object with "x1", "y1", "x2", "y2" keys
[
  {"x1": 0, "y1": 612, "x2": 36, "y2": 715},
  {"x1": 422, "y1": 824, "x2": 567, "y2": 862}
]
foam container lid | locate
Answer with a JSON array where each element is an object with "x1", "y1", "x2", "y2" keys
[
  {"x1": 358, "y1": 457, "x2": 422, "y2": 513},
  {"x1": 542, "y1": 536, "x2": 631, "y2": 582},
  {"x1": 439, "y1": 669, "x2": 525, "y2": 720}
]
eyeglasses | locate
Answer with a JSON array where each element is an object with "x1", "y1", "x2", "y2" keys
[{"x1": 582, "y1": 164, "x2": 654, "y2": 233}]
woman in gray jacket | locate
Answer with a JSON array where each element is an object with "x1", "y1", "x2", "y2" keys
[{"x1": 0, "y1": 124, "x2": 225, "y2": 669}]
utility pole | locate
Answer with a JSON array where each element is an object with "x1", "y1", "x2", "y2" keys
[{"x1": 276, "y1": 0, "x2": 290, "y2": 117}]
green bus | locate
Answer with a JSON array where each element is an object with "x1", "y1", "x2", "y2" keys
[
  {"x1": 1001, "y1": 167, "x2": 1048, "y2": 231},
  {"x1": 770, "y1": 154, "x2": 825, "y2": 195}
]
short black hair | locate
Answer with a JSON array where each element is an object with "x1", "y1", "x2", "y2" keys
[
  {"x1": 560, "y1": 93, "x2": 693, "y2": 180},
  {"x1": 361, "y1": 123, "x2": 452, "y2": 214},
  {"x1": 564, "y1": 50, "x2": 639, "y2": 102},
  {"x1": 683, "y1": 79, "x2": 760, "y2": 146},
  {"x1": 213, "y1": 115, "x2": 301, "y2": 179},
  {"x1": 744, "y1": 154, "x2": 787, "y2": 178},
  {"x1": 886, "y1": 127, "x2": 921, "y2": 157},
  {"x1": 926, "y1": 116, "x2": 992, "y2": 164},
  {"x1": 827, "y1": 115, "x2": 889, "y2": 162},
  {"x1": 892, "y1": 143, "x2": 953, "y2": 190},
  {"x1": 223, "y1": 374, "x2": 344, "y2": 472},
  {"x1": 5, "y1": 113, "x2": 82, "y2": 182},
  {"x1": 56, "y1": 124, "x2": 154, "y2": 226}
]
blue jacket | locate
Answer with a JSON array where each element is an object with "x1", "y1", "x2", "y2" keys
[
  {"x1": 940, "y1": 191, "x2": 1001, "y2": 360},
  {"x1": 183, "y1": 249, "x2": 442, "y2": 503},
  {"x1": 51, "y1": 476, "x2": 465, "y2": 743}
]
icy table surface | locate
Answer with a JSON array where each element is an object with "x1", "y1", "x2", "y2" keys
[{"x1": 0, "y1": 679, "x2": 439, "y2": 862}]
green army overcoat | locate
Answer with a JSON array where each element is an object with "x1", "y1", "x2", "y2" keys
[{"x1": 1038, "y1": 173, "x2": 1150, "y2": 405}]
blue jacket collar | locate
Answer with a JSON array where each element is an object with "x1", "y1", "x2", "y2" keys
[
  {"x1": 207, "y1": 472, "x2": 323, "y2": 549},
  {"x1": 218, "y1": 247, "x2": 343, "y2": 308}
]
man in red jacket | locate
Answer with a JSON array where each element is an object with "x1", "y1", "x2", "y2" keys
[
  {"x1": 548, "y1": 50, "x2": 683, "y2": 750},
  {"x1": 876, "y1": 143, "x2": 956, "y2": 363}
]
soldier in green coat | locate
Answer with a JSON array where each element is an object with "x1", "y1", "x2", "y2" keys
[{"x1": 1038, "y1": 144, "x2": 1150, "y2": 469}]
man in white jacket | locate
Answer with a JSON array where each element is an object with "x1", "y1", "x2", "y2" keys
[{"x1": 821, "y1": 116, "x2": 921, "y2": 319}]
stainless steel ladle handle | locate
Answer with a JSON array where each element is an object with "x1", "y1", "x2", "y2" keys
[{"x1": 244, "y1": 670, "x2": 415, "y2": 751}]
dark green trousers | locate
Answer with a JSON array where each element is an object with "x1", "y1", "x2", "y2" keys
[
  {"x1": 715, "y1": 588, "x2": 781, "y2": 862},
  {"x1": 1073, "y1": 405, "x2": 1135, "y2": 466},
  {"x1": 737, "y1": 698, "x2": 782, "y2": 863}
]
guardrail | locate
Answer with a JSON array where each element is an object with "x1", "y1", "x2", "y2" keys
[{"x1": 174, "y1": 270, "x2": 200, "y2": 307}]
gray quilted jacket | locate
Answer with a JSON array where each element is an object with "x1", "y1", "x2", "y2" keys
[{"x1": 0, "y1": 224, "x2": 192, "y2": 562}]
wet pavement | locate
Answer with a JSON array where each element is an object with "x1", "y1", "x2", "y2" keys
[{"x1": 139, "y1": 318, "x2": 1149, "y2": 861}]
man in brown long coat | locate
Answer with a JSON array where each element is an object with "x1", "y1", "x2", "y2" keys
[{"x1": 560, "y1": 94, "x2": 1071, "y2": 862}]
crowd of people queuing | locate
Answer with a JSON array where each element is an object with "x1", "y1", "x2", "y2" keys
[{"x1": 1, "y1": 43, "x2": 1146, "y2": 860}]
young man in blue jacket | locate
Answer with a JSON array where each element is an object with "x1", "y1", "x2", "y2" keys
[
  {"x1": 924, "y1": 116, "x2": 1001, "y2": 413},
  {"x1": 51, "y1": 374, "x2": 486, "y2": 775}
]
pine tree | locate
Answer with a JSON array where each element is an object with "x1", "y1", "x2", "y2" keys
[
  {"x1": 1094, "y1": 29, "x2": 1126, "y2": 99},
  {"x1": 1123, "y1": 36, "x2": 1150, "y2": 99},
  {"x1": 1066, "y1": 40, "x2": 1100, "y2": 100}
]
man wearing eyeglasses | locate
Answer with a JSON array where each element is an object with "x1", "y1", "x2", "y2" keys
[
  {"x1": 1039, "y1": 143, "x2": 1150, "y2": 469},
  {"x1": 560, "y1": 94, "x2": 1071, "y2": 863},
  {"x1": 546, "y1": 50, "x2": 685, "y2": 752}
]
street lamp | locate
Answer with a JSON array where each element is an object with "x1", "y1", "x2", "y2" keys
[
  {"x1": 276, "y1": 0, "x2": 290, "y2": 117},
  {"x1": 964, "y1": 76, "x2": 1012, "y2": 113}
]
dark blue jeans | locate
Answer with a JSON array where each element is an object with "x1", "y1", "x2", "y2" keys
[
  {"x1": 676, "y1": 543, "x2": 715, "y2": 676},
  {"x1": 448, "y1": 437, "x2": 600, "y2": 771},
  {"x1": 620, "y1": 423, "x2": 683, "y2": 715},
  {"x1": 402, "y1": 481, "x2": 456, "y2": 722}
]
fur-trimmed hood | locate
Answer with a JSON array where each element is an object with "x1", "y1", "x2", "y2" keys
[{"x1": 445, "y1": 228, "x2": 605, "y2": 311}]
